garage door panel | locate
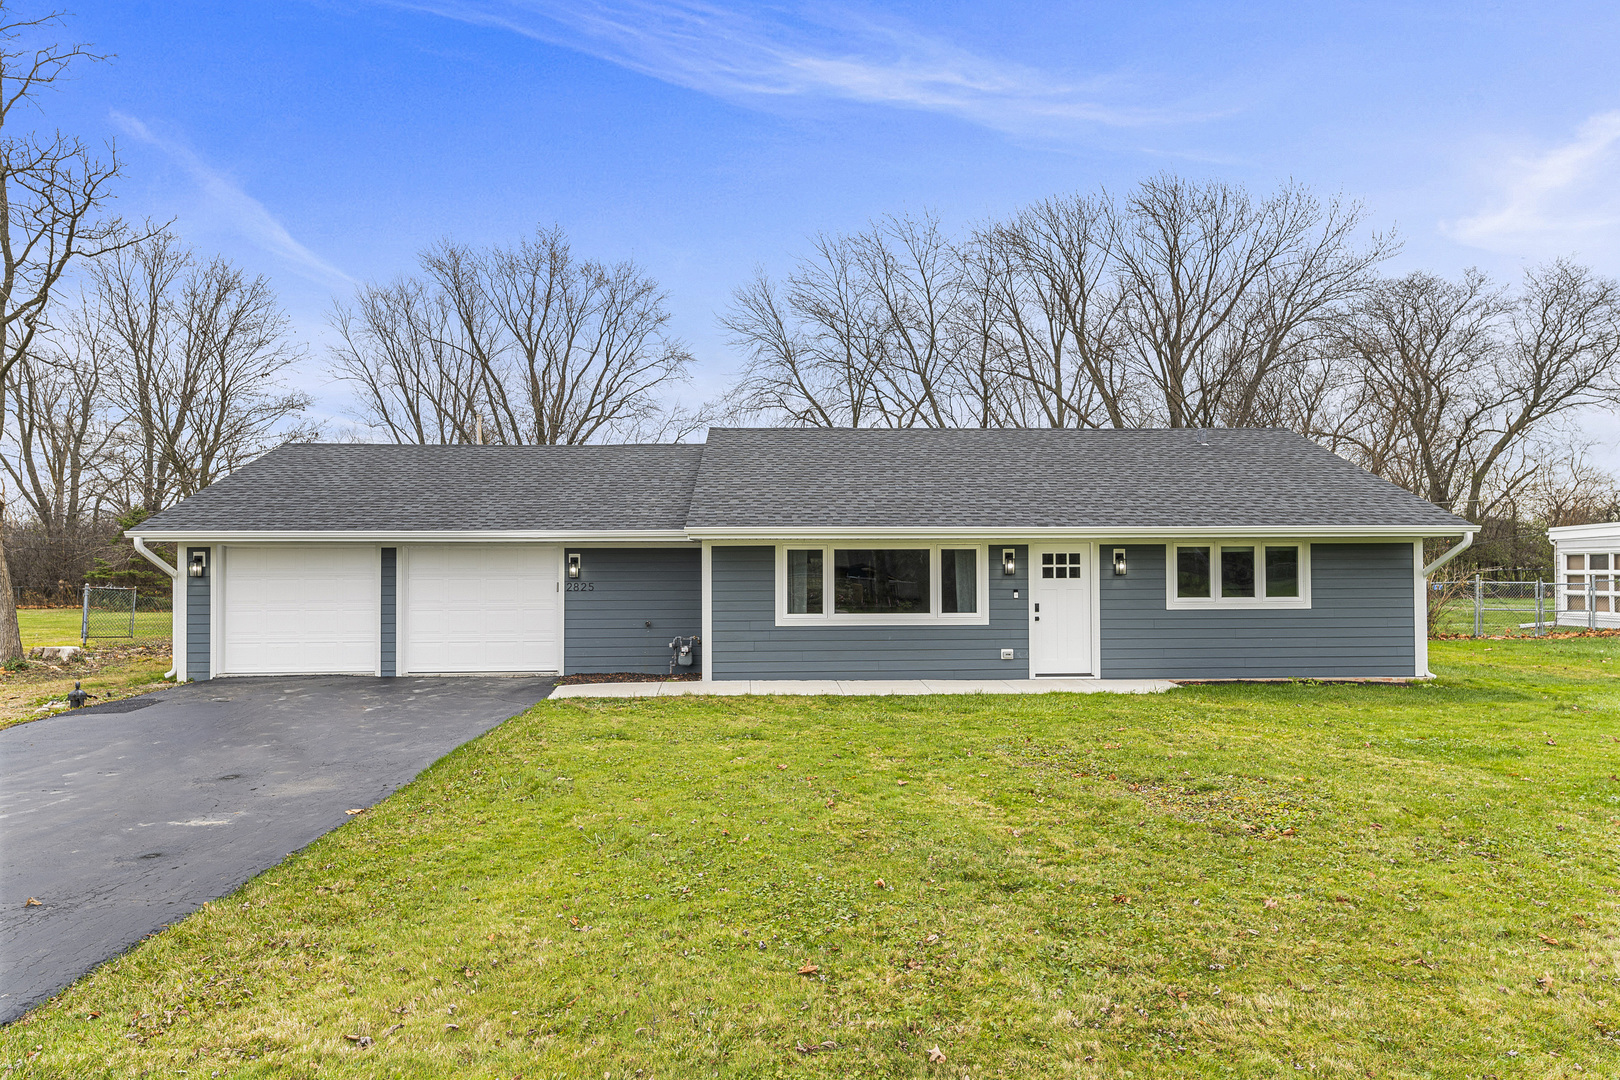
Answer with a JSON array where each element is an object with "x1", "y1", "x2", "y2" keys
[
  {"x1": 403, "y1": 545, "x2": 559, "y2": 673},
  {"x1": 222, "y1": 546, "x2": 377, "y2": 675}
]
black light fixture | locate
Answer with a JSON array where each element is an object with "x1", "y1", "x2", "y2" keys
[
  {"x1": 1112, "y1": 548, "x2": 1128, "y2": 576},
  {"x1": 566, "y1": 552, "x2": 581, "y2": 579},
  {"x1": 1002, "y1": 548, "x2": 1016, "y2": 576},
  {"x1": 188, "y1": 551, "x2": 208, "y2": 578}
]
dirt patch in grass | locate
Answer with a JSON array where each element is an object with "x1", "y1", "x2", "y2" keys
[{"x1": 0, "y1": 644, "x2": 172, "y2": 731}]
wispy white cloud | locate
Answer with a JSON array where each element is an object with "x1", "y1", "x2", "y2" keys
[
  {"x1": 380, "y1": 0, "x2": 1191, "y2": 135},
  {"x1": 111, "y1": 112, "x2": 355, "y2": 288},
  {"x1": 1446, "y1": 111, "x2": 1620, "y2": 257}
]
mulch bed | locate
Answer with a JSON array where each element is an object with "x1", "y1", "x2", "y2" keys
[
  {"x1": 1432, "y1": 629, "x2": 1620, "y2": 640},
  {"x1": 555, "y1": 671, "x2": 702, "y2": 685}
]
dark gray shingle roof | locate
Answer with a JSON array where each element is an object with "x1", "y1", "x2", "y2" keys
[
  {"x1": 137, "y1": 443, "x2": 705, "y2": 532},
  {"x1": 136, "y1": 428, "x2": 1469, "y2": 534},
  {"x1": 684, "y1": 427, "x2": 1469, "y2": 530}
]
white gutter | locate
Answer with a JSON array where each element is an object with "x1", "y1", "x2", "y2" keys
[
  {"x1": 131, "y1": 537, "x2": 179, "y2": 680},
  {"x1": 122, "y1": 528, "x2": 695, "y2": 545},
  {"x1": 1421, "y1": 531, "x2": 1475, "y2": 578},
  {"x1": 686, "y1": 525, "x2": 1475, "y2": 542}
]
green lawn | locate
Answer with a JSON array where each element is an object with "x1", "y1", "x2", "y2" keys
[
  {"x1": 6, "y1": 639, "x2": 1620, "y2": 1078},
  {"x1": 16, "y1": 607, "x2": 172, "y2": 648}
]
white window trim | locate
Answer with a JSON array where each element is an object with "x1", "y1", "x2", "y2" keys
[
  {"x1": 1165, "y1": 541, "x2": 1313, "y2": 610},
  {"x1": 774, "y1": 543, "x2": 991, "y2": 627}
]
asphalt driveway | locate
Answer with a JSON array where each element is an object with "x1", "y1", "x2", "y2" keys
[{"x1": 0, "y1": 674, "x2": 553, "y2": 1023}]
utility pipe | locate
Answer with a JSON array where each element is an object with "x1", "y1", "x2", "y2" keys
[
  {"x1": 1420, "y1": 531, "x2": 1475, "y2": 578},
  {"x1": 131, "y1": 536, "x2": 178, "y2": 680}
]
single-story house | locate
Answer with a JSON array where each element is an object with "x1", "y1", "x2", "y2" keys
[
  {"x1": 1547, "y1": 521, "x2": 1620, "y2": 629},
  {"x1": 128, "y1": 427, "x2": 1476, "y2": 683}
]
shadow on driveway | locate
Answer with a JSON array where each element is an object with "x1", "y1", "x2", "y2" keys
[{"x1": 0, "y1": 674, "x2": 553, "y2": 1023}]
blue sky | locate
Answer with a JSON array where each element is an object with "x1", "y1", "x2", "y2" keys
[{"x1": 42, "y1": 1, "x2": 1620, "y2": 453}]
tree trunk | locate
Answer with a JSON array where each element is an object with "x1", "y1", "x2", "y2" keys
[{"x1": 0, "y1": 521, "x2": 25, "y2": 662}]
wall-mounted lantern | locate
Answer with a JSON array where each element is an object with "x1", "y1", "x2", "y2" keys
[
  {"x1": 1002, "y1": 548, "x2": 1016, "y2": 576},
  {"x1": 1112, "y1": 548, "x2": 1128, "y2": 576},
  {"x1": 566, "y1": 552, "x2": 581, "y2": 579},
  {"x1": 188, "y1": 550, "x2": 208, "y2": 578}
]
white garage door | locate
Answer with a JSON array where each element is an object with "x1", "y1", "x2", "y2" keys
[
  {"x1": 222, "y1": 545, "x2": 378, "y2": 675},
  {"x1": 401, "y1": 544, "x2": 560, "y2": 674}
]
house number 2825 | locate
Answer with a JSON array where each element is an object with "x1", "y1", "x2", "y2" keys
[{"x1": 565, "y1": 581, "x2": 595, "y2": 592}]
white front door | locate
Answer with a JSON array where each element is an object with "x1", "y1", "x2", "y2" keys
[
  {"x1": 1030, "y1": 546, "x2": 1093, "y2": 677},
  {"x1": 221, "y1": 545, "x2": 379, "y2": 675},
  {"x1": 400, "y1": 544, "x2": 561, "y2": 674}
]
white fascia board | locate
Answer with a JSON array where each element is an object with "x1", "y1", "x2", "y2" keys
[
  {"x1": 688, "y1": 525, "x2": 1477, "y2": 542},
  {"x1": 1546, "y1": 522, "x2": 1620, "y2": 542},
  {"x1": 124, "y1": 529, "x2": 696, "y2": 545}
]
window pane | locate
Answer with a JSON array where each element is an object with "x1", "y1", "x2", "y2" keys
[
  {"x1": 787, "y1": 549, "x2": 823, "y2": 614},
  {"x1": 834, "y1": 549, "x2": 930, "y2": 614},
  {"x1": 1264, "y1": 546, "x2": 1299, "y2": 598},
  {"x1": 1568, "y1": 554, "x2": 1586, "y2": 570},
  {"x1": 1221, "y1": 547, "x2": 1256, "y2": 598},
  {"x1": 941, "y1": 549, "x2": 977, "y2": 614},
  {"x1": 1177, "y1": 547, "x2": 1211, "y2": 598},
  {"x1": 1593, "y1": 554, "x2": 1611, "y2": 570}
]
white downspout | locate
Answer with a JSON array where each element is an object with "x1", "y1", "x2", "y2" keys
[
  {"x1": 132, "y1": 536, "x2": 179, "y2": 680},
  {"x1": 1421, "y1": 531, "x2": 1475, "y2": 578}
]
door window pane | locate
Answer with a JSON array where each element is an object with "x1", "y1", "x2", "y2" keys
[
  {"x1": 1568, "y1": 554, "x2": 1586, "y2": 570},
  {"x1": 786, "y1": 549, "x2": 823, "y2": 614},
  {"x1": 1221, "y1": 547, "x2": 1256, "y2": 598},
  {"x1": 941, "y1": 549, "x2": 977, "y2": 614},
  {"x1": 1177, "y1": 547, "x2": 1211, "y2": 598},
  {"x1": 1264, "y1": 547, "x2": 1299, "y2": 597},
  {"x1": 833, "y1": 549, "x2": 930, "y2": 614},
  {"x1": 1593, "y1": 554, "x2": 1611, "y2": 570}
]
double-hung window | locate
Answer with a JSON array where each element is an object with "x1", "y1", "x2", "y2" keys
[
  {"x1": 777, "y1": 545, "x2": 988, "y2": 625},
  {"x1": 1564, "y1": 552, "x2": 1615, "y2": 613},
  {"x1": 1167, "y1": 542, "x2": 1310, "y2": 608}
]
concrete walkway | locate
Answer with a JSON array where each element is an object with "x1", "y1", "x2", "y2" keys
[{"x1": 550, "y1": 677, "x2": 1176, "y2": 699}]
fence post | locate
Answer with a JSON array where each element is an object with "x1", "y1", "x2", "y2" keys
[
  {"x1": 80, "y1": 584, "x2": 89, "y2": 646},
  {"x1": 1589, "y1": 577, "x2": 1597, "y2": 631},
  {"x1": 128, "y1": 588, "x2": 137, "y2": 638},
  {"x1": 1473, "y1": 574, "x2": 1483, "y2": 637},
  {"x1": 1535, "y1": 578, "x2": 1545, "y2": 635}
]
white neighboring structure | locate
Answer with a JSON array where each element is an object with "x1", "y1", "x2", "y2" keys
[{"x1": 1547, "y1": 522, "x2": 1620, "y2": 629}]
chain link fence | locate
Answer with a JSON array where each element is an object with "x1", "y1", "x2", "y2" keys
[
  {"x1": 1432, "y1": 576, "x2": 1614, "y2": 637},
  {"x1": 79, "y1": 585, "x2": 172, "y2": 646}
]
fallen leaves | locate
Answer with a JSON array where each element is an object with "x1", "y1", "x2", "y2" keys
[
  {"x1": 896, "y1": 780, "x2": 908, "y2": 786},
  {"x1": 927, "y1": 1045, "x2": 947, "y2": 1063},
  {"x1": 1112, "y1": 894, "x2": 1130, "y2": 904},
  {"x1": 797, "y1": 963, "x2": 819, "y2": 976},
  {"x1": 342, "y1": 1034, "x2": 374, "y2": 1048},
  {"x1": 344, "y1": 808, "x2": 366, "y2": 816},
  {"x1": 24, "y1": 897, "x2": 41, "y2": 907},
  {"x1": 1536, "y1": 974, "x2": 1554, "y2": 989},
  {"x1": 796, "y1": 1040, "x2": 837, "y2": 1054},
  {"x1": 874, "y1": 878, "x2": 886, "y2": 889},
  {"x1": 1263, "y1": 897, "x2": 1279, "y2": 909},
  {"x1": 1538, "y1": 933, "x2": 1560, "y2": 946}
]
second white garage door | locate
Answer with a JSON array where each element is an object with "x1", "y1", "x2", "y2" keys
[{"x1": 401, "y1": 544, "x2": 560, "y2": 674}]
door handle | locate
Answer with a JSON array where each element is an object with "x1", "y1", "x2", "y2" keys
[{"x1": 1034, "y1": 603, "x2": 1040, "y2": 612}]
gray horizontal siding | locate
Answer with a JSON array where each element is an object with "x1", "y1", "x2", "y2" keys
[
  {"x1": 380, "y1": 547, "x2": 397, "y2": 677},
  {"x1": 564, "y1": 547, "x2": 702, "y2": 675},
  {"x1": 186, "y1": 546, "x2": 211, "y2": 681},
  {"x1": 711, "y1": 545, "x2": 1029, "y2": 680},
  {"x1": 1099, "y1": 543, "x2": 1416, "y2": 679}
]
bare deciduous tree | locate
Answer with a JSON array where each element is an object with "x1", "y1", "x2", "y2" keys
[
  {"x1": 0, "y1": 7, "x2": 135, "y2": 660},
  {"x1": 1, "y1": 305, "x2": 117, "y2": 533},
  {"x1": 1328, "y1": 261, "x2": 1620, "y2": 521},
  {"x1": 331, "y1": 225, "x2": 702, "y2": 445},
  {"x1": 91, "y1": 231, "x2": 313, "y2": 511}
]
